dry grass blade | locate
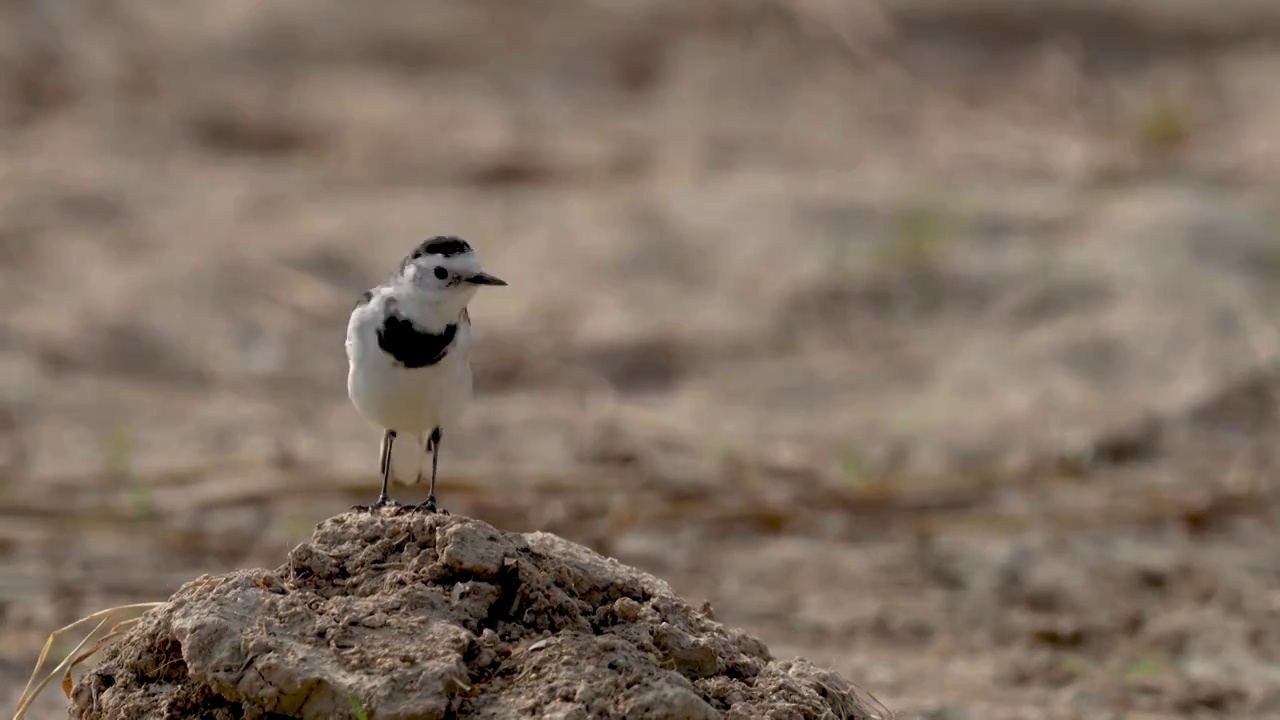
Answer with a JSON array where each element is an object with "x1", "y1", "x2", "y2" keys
[
  {"x1": 12, "y1": 602, "x2": 162, "y2": 720},
  {"x1": 61, "y1": 625, "x2": 138, "y2": 697}
]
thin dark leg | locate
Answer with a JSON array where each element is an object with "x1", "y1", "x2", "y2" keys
[
  {"x1": 413, "y1": 427, "x2": 447, "y2": 514},
  {"x1": 353, "y1": 430, "x2": 399, "y2": 511},
  {"x1": 379, "y1": 430, "x2": 392, "y2": 479},
  {"x1": 378, "y1": 429, "x2": 396, "y2": 502}
]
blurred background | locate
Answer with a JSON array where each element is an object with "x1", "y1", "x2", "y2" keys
[{"x1": 4, "y1": 0, "x2": 1280, "y2": 717}]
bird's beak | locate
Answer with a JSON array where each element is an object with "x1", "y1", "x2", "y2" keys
[{"x1": 466, "y1": 271, "x2": 508, "y2": 286}]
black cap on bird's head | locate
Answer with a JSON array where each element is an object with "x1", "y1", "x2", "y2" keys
[{"x1": 407, "y1": 236, "x2": 473, "y2": 262}]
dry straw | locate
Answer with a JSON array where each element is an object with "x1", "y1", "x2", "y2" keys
[{"x1": 12, "y1": 602, "x2": 163, "y2": 720}]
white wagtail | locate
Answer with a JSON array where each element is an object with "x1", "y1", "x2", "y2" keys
[{"x1": 345, "y1": 236, "x2": 507, "y2": 513}]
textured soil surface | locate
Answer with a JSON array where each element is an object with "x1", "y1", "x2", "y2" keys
[
  {"x1": 5, "y1": 1, "x2": 1280, "y2": 718},
  {"x1": 69, "y1": 511, "x2": 885, "y2": 720}
]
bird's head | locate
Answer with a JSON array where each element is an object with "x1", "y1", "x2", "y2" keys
[{"x1": 399, "y1": 236, "x2": 507, "y2": 311}]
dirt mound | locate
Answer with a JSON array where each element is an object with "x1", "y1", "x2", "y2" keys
[{"x1": 67, "y1": 511, "x2": 885, "y2": 720}]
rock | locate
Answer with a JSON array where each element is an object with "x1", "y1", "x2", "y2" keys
[{"x1": 68, "y1": 511, "x2": 887, "y2": 720}]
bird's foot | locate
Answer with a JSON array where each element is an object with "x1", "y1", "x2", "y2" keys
[
  {"x1": 352, "y1": 495, "x2": 402, "y2": 513},
  {"x1": 411, "y1": 496, "x2": 448, "y2": 515}
]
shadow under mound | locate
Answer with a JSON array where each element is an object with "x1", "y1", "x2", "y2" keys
[{"x1": 69, "y1": 512, "x2": 887, "y2": 720}]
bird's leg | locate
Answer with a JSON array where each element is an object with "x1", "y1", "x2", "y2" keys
[
  {"x1": 379, "y1": 429, "x2": 392, "y2": 478},
  {"x1": 353, "y1": 430, "x2": 400, "y2": 511},
  {"x1": 413, "y1": 427, "x2": 447, "y2": 514}
]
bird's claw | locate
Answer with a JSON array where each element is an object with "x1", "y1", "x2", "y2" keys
[
  {"x1": 411, "y1": 496, "x2": 447, "y2": 515},
  {"x1": 352, "y1": 496, "x2": 402, "y2": 513}
]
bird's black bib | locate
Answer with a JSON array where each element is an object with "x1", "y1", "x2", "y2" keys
[{"x1": 377, "y1": 311, "x2": 457, "y2": 368}]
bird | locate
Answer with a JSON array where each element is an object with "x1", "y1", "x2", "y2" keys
[{"x1": 345, "y1": 235, "x2": 507, "y2": 513}]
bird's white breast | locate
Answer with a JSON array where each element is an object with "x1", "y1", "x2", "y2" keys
[{"x1": 345, "y1": 295, "x2": 474, "y2": 435}]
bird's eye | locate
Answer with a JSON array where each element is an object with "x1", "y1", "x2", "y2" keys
[{"x1": 433, "y1": 266, "x2": 448, "y2": 280}]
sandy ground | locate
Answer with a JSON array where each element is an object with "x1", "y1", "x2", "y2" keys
[{"x1": 5, "y1": 0, "x2": 1280, "y2": 717}]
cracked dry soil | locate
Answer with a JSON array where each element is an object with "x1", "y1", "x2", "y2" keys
[{"x1": 68, "y1": 512, "x2": 885, "y2": 720}]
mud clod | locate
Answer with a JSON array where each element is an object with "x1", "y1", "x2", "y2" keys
[{"x1": 69, "y1": 512, "x2": 885, "y2": 720}]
